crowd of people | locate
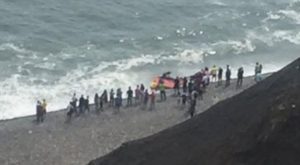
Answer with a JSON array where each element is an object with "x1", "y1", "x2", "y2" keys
[{"x1": 35, "y1": 62, "x2": 263, "y2": 123}]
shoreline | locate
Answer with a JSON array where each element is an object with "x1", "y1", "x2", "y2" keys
[
  {"x1": 0, "y1": 72, "x2": 275, "y2": 123},
  {"x1": 0, "y1": 73, "x2": 272, "y2": 123},
  {"x1": 0, "y1": 73, "x2": 272, "y2": 165}
]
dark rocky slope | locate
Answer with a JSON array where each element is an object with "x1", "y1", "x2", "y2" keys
[{"x1": 89, "y1": 58, "x2": 300, "y2": 165}]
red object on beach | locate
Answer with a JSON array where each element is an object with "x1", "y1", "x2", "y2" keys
[{"x1": 150, "y1": 77, "x2": 176, "y2": 89}]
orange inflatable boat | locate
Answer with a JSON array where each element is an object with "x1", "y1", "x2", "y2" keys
[{"x1": 150, "y1": 77, "x2": 176, "y2": 89}]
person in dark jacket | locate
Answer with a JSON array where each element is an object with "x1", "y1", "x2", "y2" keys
[
  {"x1": 225, "y1": 65, "x2": 231, "y2": 87},
  {"x1": 85, "y1": 96, "x2": 90, "y2": 112},
  {"x1": 127, "y1": 86, "x2": 133, "y2": 106},
  {"x1": 102, "y1": 90, "x2": 108, "y2": 103},
  {"x1": 218, "y1": 67, "x2": 223, "y2": 86},
  {"x1": 79, "y1": 95, "x2": 85, "y2": 114},
  {"x1": 237, "y1": 67, "x2": 244, "y2": 88},
  {"x1": 182, "y1": 77, "x2": 188, "y2": 93},
  {"x1": 36, "y1": 100, "x2": 44, "y2": 123},
  {"x1": 174, "y1": 77, "x2": 180, "y2": 96},
  {"x1": 94, "y1": 93, "x2": 99, "y2": 112}
]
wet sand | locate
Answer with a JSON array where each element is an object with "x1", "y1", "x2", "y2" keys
[{"x1": 0, "y1": 74, "x2": 270, "y2": 165}]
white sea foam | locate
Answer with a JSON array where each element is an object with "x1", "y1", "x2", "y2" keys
[
  {"x1": 278, "y1": 9, "x2": 300, "y2": 24},
  {"x1": 273, "y1": 30, "x2": 300, "y2": 44},
  {"x1": 212, "y1": 39, "x2": 256, "y2": 54},
  {"x1": 0, "y1": 43, "x2": 30, "y2": 54}
]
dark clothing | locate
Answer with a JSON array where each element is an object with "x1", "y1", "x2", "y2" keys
[
  {"x1": 174, "y1": 78, "x2": 180, "y2": 95},
  {"x1": 99, "y1": 97, "x2": 103, "y2": 110},
  {"x1": 102, "y1": 91, "x2": 108, "y2": 103},
  {"x1": 36, "y1": 104, "x2": 44, "y2": 123},
  {"x1": 237, "y1": 68, "x2": 244, "y2": 87},
  {"x1": 189, "y1": 100, "x2": 196, "y2": 118},
  {"x1": 183, "y1": 78, "x2": 188, "y2": 93},
  {"x1": 144, "y1": 92, "x2": 149, "y2": 105},
  {"x1": 225, "y1": 68, "x2": 231, "y2": 87},
  {"x1": 79, "y1": 97, "x2": 85, "y2": 113},
  {"x1": 188, "y1": 81, "x2": 193, "y2": 95},
  {"x1": 85, "y1": 98, "x2": 89, "y2": 112},
  {"x1": 127, "y1": 89, "x2": 133, "y2": 106},
  {"x1": 218, "y1": 68, "x2": 223, "y2": 80},
  {"x1": 140, "y1": 84, "x2": 145, "y2": 92},
  {"x1": 182, "y1": 94, "x2": 187, "y2": 105},
  {"x1": 109, "y1": 91, "x2": 115, "y2": 107},
  {"x1": 218, "y1": 68, "x2": 223, "y2": 86},
  {"x1": 94, "y1": 94, "x2": 99, "y2": 111}
]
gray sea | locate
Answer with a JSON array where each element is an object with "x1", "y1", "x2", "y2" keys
[{"x1": 0, "y1": 0, "x2": 299, "y2": 119}]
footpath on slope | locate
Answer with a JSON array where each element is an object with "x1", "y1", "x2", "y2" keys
[{"x1": 0, "y1": 75, "x2": 262, "y2": 165}]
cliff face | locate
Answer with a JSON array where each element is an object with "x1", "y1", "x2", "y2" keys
[{"x1": 89, "y1": 58, "x2": 300, "y2": 165}]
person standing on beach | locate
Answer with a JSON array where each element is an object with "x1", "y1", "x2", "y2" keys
[
  {"x1": 174, "y1": 77, "x2": 180, "y2": 96},
  {"x1": 189, "y1": 90, "x2": 198, "y2": 118},
  {"x1": 72, "y1": 93, "x2": 78, "y2": 115},
  {"x1": 225, "y1": 65, "x2": 231, "y2": 87},
  {"x1": 237, "y1": 67, "x2": 244, "y2": 88},
  {"x1": 135, "y1": 85, "x2": 140, "y2": 105},
  {"x1": 66, "y1": 101, "x2": 74, "y2": 122},
  {"x1": 255, "y1": 62, "x2": 263, "y2": 82},
  {"x1": 149, "y1": 90, "x2": 156, "y2": 110},
  {"x1": 109, "y1": 89, "x2": 115, "y2": 107},
  {"x1": 79, "y1": 95, "x2": 85, "y2": 114},
  {"x1": 85, "y1": 96, "x2": 90, "y2": 112},
  {"x1": 188, "y1": 79, "x2": 193, "y2": 97},
  {"x1": 211, "y1": 65, "x2": 218, "y2": 82},
  {"x1": 218, "y1": 67, "x2": 223, "y2": 86},
  {"x1": 102, "y1": 90, "x2": 108, "y2": 104},
  {"x1": 127, "y1": 86, "x2": 133, "y2": 107},
  {"x1": 94, "y1": 93, "x2": 99, "y2": 112},
  {"x1": 258, "y1": 63, "x2": 263, "y2": 82},
  {"x1": 117, "y1": 88, "x2": 123, "y2": 106},
  {"x1": 42, "y1": 99, "x2": 47, "y2": 119},
  {"x1": 182, "y1": 77, "x2": 188, "y2": 93},
  {"x1": 159, "y1": 82, "x2": 166, "y2": 101},
  {"x1": 36, "y1": 100, "x2": 44, "y2": 123},
  {"x1": 140, "y1": 84, "x2": 145, "y2": 92},
  {"x1": 182, "y1": 91, "x2": 187, "y2": 106},
  {"x1": 140, "y1": 84, "x2": 145, "y2": 104},
  {"x1": 144, "y1": 89, "x2": 149, "y2": 107}
]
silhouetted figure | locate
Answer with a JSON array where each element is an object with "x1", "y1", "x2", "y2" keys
[
  {"x1": 115, "y1": 88, "x2": 122, "y2": 112},
  {"x1": 189, "y1": 90, "x2": 198, "y2": 118},
  {"x1": 94, "y1": 93, "x2": 99, "y2": 112},
  {"x1": 188, "y1": 80, "x2": 193, "y2": 97},
  {"x1": 182, "y1": 91, "x2": 187, "y2": 106},
  {"x1": 71, "y1": 93, "x2": 78, "y2": 115},
  {"x1": 135, "y1": 85, "x2": 140, "y2": 105},
  {"x1": 102, "y1": 90, "x2": 108, "y2": 103},
  {"x1": 109, "y1": 89, "x2": 115, "y2": 107},
  {"x1": 174, "y1": 77, "x2": 180, "y2": 96},
  {"x1": 140, "y1": 84, "x2": 145, "y2": 92},
  {"x1": 159, "y1": 82, "x2": 166, "y2": 101},
  {"x1": 144, "y1": 89, "x2": 149, "y2": 107},
  {"x1": 149, "y1": 90, "x2": 156, "y2": 110},
  {"x1": 237, "y1": 67, "x2": 244, "y2": 88},
  {"x1": 79, "y1": 95, "x2": 85, "y2": 114},
  {"x1": 85, "y1": 96, "x2": 90, "y2": 112},
  {"x1": 225, "y1": 65, "x2": 231, "y2": 87},
  {"x1": 218, "y1": 67, "x2": 223, "y2": 86},
  {"x1": 36, "y1": 100, "x2": 44, "y2": 123},
  {"x1": 182, "y1": 77, "x2": 188, "y2": 93},
  {"x1": 127, "y1": 86, "x2": 133, "y2": 106}
]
